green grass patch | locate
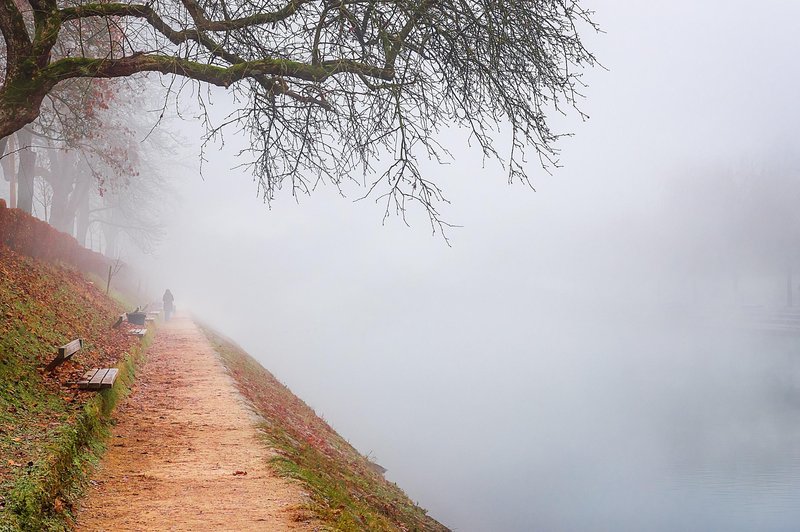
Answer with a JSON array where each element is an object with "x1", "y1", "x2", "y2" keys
[{"x1": 0, "y1": 342, "x2": 147, "y2": 531}]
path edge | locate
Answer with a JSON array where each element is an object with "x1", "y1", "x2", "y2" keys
[
  {"x1": 1, "y1": 330, "x2": 153, "y2": 531},
  {"x1": 200, "y1": 324, "x2": 450, "y2": 532}
]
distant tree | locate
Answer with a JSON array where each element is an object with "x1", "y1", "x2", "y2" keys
[
  {"x1": 1, "y1": 76, "x2": 140, "y2": 221},
  {"x1": 38, "y1": 79, "x2": 142, "y2": 228},
  {"x1": 0, "y1": 128, "x2": 36, "y2": 212},
  {"x1": 29, "y1": 78, "x2": 174, "y2": 252},
  {"x1": 89, "y1": 129, "x2": 172, "y2": 257},
  {"x1": 0, "y1": 1, "x2": 597, "y2": 228}
]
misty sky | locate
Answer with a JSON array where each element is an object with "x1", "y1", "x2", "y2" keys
[
  {"x1": 141, "y1": 0, "x2": 800, "y2": 311},
  {"x1": 7, "y1": 1, "x2": 798, "y2": 530}
]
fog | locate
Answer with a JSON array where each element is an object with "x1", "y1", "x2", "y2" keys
[{"x1": 127, "y1": 2, "x2": 800, "y2": 530}]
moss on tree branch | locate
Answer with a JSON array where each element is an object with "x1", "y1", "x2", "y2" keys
[{"x1": 40, "y1": 54, "x2": 394, "y2": 87}]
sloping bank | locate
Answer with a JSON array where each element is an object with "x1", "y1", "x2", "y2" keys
[
  {"x1": 0, "y1": 245, "x2": 150, "y2": 531},
  {"x1": 203, "y1": 327, "x2": 450, "y2": 532}
]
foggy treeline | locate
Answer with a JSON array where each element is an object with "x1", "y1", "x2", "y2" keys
[{"x1": 0, "y1": 75, "x2": 174, "y2": 257}]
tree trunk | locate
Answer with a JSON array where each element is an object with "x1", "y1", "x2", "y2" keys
[
  {"x1": 0, "y1": 137, "x2": 7, "y2": 176},
  {"x1": 1, "y1": 134, "x2": 18, "y2": 209},
  {"x1": 48, "y1": 154, "x2": 95, "y2": 236},
  {"x1": 48, "y1": 149, "x2": 69, "y2": 230},
  {"x1": 49, "y1": 174, "x2": 73, "y2": 231},
  {"x1": 103, "y1": 222, "x2": 120, "y2": 257},
  {"x1": 9, "y1": 170, "x2": 15, "y2": 208},
  {"x1": 75, "y1": 180, "x2": 91, "y2": 246},
  {"x1": 15, "y1": 129, "x2": 36, "y2": 214}
]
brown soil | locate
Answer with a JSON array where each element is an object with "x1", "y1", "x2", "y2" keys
[{"x1": 75, "y1": 316, "x2": 319, "y2": 531}]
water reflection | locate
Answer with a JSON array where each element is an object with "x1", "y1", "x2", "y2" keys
[{"x1": 378, "y1": 312, "x2": 800, "y2": 531}]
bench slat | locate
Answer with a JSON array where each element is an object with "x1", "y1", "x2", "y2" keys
[
  {"x1": 45, "y1": 338, "x2": 83, "y2": 372},
  {"x1": 59, "y1": 339, "x2": 82, "y2": 359},
  {"x1": 77, "y1": 368, "x2": 118, "y2": 390},
  {"x1": 88, "y1": 368, "x2": 109, "y2": 390},
  {"x1": 77, "y1": 369, "x2": 98, "y2": 389},
  {"x1": 100, "y1": 368, "x2": 119, "y2": 388},
  {"x1": 80, "y1": 369, "x2": 97, "y2": 381}
]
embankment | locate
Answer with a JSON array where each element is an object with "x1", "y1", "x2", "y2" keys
[
  {"x1": 0, "y1": 245, "x2": 149, "y2": 530},
  {"x1": 0, "y1": 203, "x2": 150, "y2": 530},
  {"x1": 0, "y1": 199, "x2": 139, "y2": 297},
  {"x1": 204, "y1": 328, "x2": 450, "y2": 531}
]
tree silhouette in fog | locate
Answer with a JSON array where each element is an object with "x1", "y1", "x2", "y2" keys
[{"x1": 0, "y1": 0, "x2": 597, "y2": 228}]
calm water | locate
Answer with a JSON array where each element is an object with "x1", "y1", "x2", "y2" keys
[
  {"x1": 267, "y1": 307, "x2": 800, "y2": 531},
  {"x1": 443, "y1": 322, "x2": 800, "y2": 531}
]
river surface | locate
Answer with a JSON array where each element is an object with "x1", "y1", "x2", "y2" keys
[{"x1": 246, "y1": 306, "x2": 800, "y2": 531}]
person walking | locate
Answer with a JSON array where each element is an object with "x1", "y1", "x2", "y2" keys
[{"x1": 163, "y1": 289, "x2": 175, "y2": 321}]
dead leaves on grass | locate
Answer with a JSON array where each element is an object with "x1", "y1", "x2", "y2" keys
[{"x1": 0, "y1": 245, "x2": 138, "y2": 485}]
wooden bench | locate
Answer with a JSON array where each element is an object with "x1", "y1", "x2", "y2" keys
[
  {"x1": 77, "y1": 368, "x2": 119, "y2": 390},
  {"x1": 45, "y1": 339, "x2": 83, "y2": 372}
]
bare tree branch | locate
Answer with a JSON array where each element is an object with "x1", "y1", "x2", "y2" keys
[{"x1": 0, "y1": 0, "x2": 599, "y2": 231}]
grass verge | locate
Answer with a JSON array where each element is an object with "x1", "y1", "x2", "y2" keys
[{"x1": 202, "y1": 326, "x2": 449, "y2": 532}]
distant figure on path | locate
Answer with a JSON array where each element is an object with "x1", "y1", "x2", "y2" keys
[{"x1": 163, "y1": 289, "x2": 175, "y2": 321}]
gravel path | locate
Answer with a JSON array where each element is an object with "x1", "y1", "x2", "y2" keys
[{"x1": 75, "y1": 315, "x2": 316, "y2": 531}]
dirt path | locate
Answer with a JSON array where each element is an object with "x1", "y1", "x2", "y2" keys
[{"x1": 75, "y1": 316, "x2": 317, "y2": 531}]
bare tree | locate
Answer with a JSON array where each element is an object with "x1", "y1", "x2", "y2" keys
[
  {"x1": 0, "y1": 0, "x2": 598, "y2": 227},
  {"x1": 33, "y1": 167, "x2": 52, "y2": 218},
  {"x1": 4, "y1": 128, "x2": 38, "y2": 213}
]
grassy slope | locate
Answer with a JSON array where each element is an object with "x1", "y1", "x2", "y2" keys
[
  {"x1": 0, "y1": 246, "x2": 147, "y2": 531},
  {"x1": 203, "y1": 327, "x2": 450, "y2": 532}
]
